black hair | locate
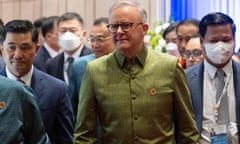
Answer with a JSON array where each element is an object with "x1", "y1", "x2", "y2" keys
[
  {"x1": 41, "y1": 16, "x2": 59, "y2": 38},
  {"x1": 1, "y1": 20, "x2": 36, "y2": 43},
  {"x1": 199, "y1": 12, "x2": 236, "y2": 38},
  {"x1": 163, "y1": 22, "x2": 178, "y2": 39},
  {"x1": 33, "y1": 17, "x2": 47, "y2": 29},
  {"x1": 58, "y1": 12, "x2": 84, "y2": 27},
  {"x1": 93, "y1": 17, "x2": 109, "y2": 25},
  {"x1": 176, "y1": 18, "x2": 199, "y2": 33}
]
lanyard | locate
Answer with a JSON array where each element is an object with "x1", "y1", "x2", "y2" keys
[{"x1": 213, "y1": 70, "x2": 232, "y2": 122}]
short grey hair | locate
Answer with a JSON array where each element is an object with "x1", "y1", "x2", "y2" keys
[{"x1": 108, "y1": 0, "x2": 147, "y2": 23}]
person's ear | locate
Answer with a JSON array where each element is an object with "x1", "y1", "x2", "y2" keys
[
  {"x1": 81, "y1": 30, "x2": 87, "y2": 38},
  {"x1": 142, "y1": 23, "x2": 149, "y2": 34}
]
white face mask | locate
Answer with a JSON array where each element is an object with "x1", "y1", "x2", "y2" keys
[
  {"x1": 204, "y1": 41, "x2": 234, "y2": 65},
  {"x1": 165, "y1": 42, "x2": 179, "y2": 56},
  {"x1": 58, "y1": 32, "x2": 81, "y2": 51}
]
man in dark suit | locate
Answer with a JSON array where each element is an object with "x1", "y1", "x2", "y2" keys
[
  {"x1": 0, "y1": 20, "x2": 74, "y2": 144},
  {"x1": 46, "y1": 12, "x2": 92, "y2": 85},
  {"x1": 34, "y1": 16, "x2": 61, "y2": 71},
  {"x1": 185, "y1": 12, "x2": 239, "y2": 143}
]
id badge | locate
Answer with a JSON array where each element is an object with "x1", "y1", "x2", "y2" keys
[{"x1": 209, "y1": 124, "x2": 228, "y2": 144}]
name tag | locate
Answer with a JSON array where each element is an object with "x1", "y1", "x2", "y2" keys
[{"x1": 209, "y1": 124, "x2": 228, "y2": 144}]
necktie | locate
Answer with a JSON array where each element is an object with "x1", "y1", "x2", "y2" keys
[
  {"x1": 67, "y1": 57, "x2": 74, "y2": 79},
  {"x1": 215, "y1": 69, "x2": 229, "y2": 124}
]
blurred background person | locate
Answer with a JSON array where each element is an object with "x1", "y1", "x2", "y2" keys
[
  {"x1": 0, "y1": 18, "x2": 5, "y2": 69},
  {"x1": 176, "y1": 19, "x2": 199, "y2": 68},
  {"x1": 162, "y1": 22, "x2": 179, "y2": 56},
  {"x1": 46, "y1": 12, "x2": 92, "y2": 85},
  {"x1": 183, "y1": 33, "x2": 204, "y2": 68},
  {"x1": 34, "y1": 16, "x2": 61, "y2": 71},
  {"x1": 232, "y1": 48, "x2": 240, "y2": 63},
  {"x1": 33, "y1": 17, "x2": 47, "y2": 48},
  {"x1": 69, "y1": 17, "x2": 115, "y2": 117}
]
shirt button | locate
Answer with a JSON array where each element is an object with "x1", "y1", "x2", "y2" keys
[
  {"x1": 134, "y1": 115, "x2": 138, "y2": 120},
  {"x1": 134, "y1": 136, "x2": 139, "y2": 141},
  {"x1": 132, "y1": 95, "x2": 136, "y2": 100},
  {"x1": 131, "y1": 74, "x2": 135, "y2": 79}
]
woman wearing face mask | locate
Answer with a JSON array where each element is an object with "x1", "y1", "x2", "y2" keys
[{"x1": 185, "y1": 12, "x2": 240, "y2": 144}]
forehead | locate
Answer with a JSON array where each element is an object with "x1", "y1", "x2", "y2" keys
[
  {"x1": 58, "y1": 19, "x2": 82, "y2": 28},
  {"x1": 109, "y1": 5, "x2": 140, "y2": 23},
  {"x1": 186, "y1": 37, "x2": 201, "y2": 50},
  {"x1": 205, "y1": 24, "x2": 233, "y2": 38},
  {"x1": 90, "y1": 24, "x2": 108, "y2": 36},
  {"x1": 177, "y1": 24, "x2": 199, "y2": 36},
  {"x1": 4, "y1": 32, "x2": 32, "y2": 43}
]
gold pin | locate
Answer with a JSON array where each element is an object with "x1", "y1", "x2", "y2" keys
[
  {"x1": 149, "y1": 88, "x2": 157, "y2": 96},
  {"x1": 0, "y1": 101, "x2": 6, "y2": 109}
]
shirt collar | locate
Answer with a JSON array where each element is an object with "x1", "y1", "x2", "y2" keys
[
  {"x1": 43, "y1": 42, "x2": 61, "y2": 58},
  {"x1": 115, "y1": 46, "x2": 147, "y2": 68},
  {"x1": 6, "y1": 65, "x2": 33, "y2": 86},
  {"x1": 204, "y1": 60, "x2": 232, "y2": 79},
  {"x1": 64, "y1": 44, "x2": 83, "y2": 62}
]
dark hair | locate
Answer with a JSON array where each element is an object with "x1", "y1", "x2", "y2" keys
[
  {"x1": 33, "y1": 17, "x2": 47, "y2": 29},
  {"x1": 199, "y1": 12, "x2": 236, "y2": 38},
  {"x1": 163, "y1": 22, "x2": 178, "y2": 39},
  {"x1": 176, "y1": 18, "x2": 199, "y2": 33},
  {"x1": 41, "y1": 16, "x2": 59, "y2": 38},
  {"x1": 190, "y1": 33, "x2": 201, "y2": 39},
  {"x1": 1, "y1": 19, "x2": 36, "y2": 43},
  {"x1": 58, "y1": 12, "x2": 84, "y2": 27},
  {"x1": 0, "y1": 19, "x2": 4, "y2": 41},
  {"x1": 93, "y1": 17, "x2": 109, "y2": 25}
]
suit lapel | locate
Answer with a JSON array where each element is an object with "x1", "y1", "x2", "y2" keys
[
  {"x1": 232, "y1": 61, "x2": 240, "y2": 136},
  {"x1": 188, "y1": 63, "x2": 204, "y2": 131},
  {"x1": 31, "y1": 68, "x2": 44, "y2": 102}
]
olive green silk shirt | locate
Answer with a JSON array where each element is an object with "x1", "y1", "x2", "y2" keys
[{"x1": 74, "y1": 47, "x2": 199, "y2": 144}]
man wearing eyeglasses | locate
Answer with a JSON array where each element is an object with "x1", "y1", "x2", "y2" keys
[
  {"x1": 74, "y1": 1, "x2": 199, "y2": 143},
  {"x1": 69, "y1": 17, "x2": 115, "y2": 118},
  {"x1": 183, "y1": 34, "x2": 204, "y2": 68}
]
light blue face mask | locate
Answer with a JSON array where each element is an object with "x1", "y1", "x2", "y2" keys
[
  {"x1": 204, "y1": 41, "x2": 234, "y2": 65},
  {"x1": 58, "y1": 31, "x2": 81, "y2": 51}
]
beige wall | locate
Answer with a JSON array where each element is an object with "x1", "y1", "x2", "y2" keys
[{"x1": 0, "y1": 0, "x2": 157, "y2": 34}]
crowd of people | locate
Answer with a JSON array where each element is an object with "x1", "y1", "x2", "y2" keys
[{"x1": 0, "y1": 0, "x2": 239, "y2": 143}]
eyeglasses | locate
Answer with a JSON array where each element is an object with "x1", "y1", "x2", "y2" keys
[
  {"x1": 183, "y1": 49, "x2": 203, "y2": 58},
  {"x1": 87, "y1": 36, "x2": 111, "y2": 44},
  {"x1": 106, "y1": 22, "x2": 143, "y2": 33}
]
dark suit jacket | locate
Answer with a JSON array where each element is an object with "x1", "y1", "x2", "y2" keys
[
  {"x1": 185, "y1": 61, "x2": 240, "y2": 137},
  {"x1": 0, "y1": 67, "x2": 74, "y2": 144},
  {"x1": 45, "y1": 45, "x2": 92, "y2": 81},
  {"x1": 34, "y1": 45, "x2": 51, "y2": 72}
]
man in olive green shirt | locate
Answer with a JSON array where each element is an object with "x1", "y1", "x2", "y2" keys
[{"x1": 74, "y1": 1, "x2": 200, "y2": 143}]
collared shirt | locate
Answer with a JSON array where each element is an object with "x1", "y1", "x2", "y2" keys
[
  {"x1": 202, "y1": 60, "x2": 238, "y2": 143},
  {"x1": 43, "y1": 42, "x2": 61, "y2": 58},
  {"x1": 6, "y1": 66, "x2": 33, "y2": 86},
  {"x1": 63, "y1": 45, "x2": 83, "y2": 85},
  {"x1": 74, "y1": 47, "x2": 199, "y2": 143}
]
